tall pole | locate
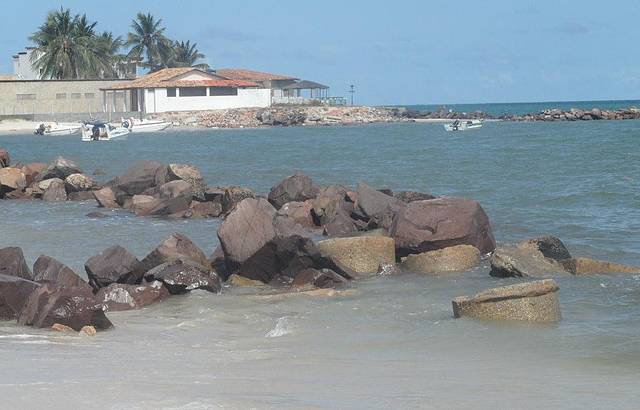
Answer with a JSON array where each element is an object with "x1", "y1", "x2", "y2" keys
[{"x1": 349, "y1": 84, "x2": 355, "y2": 106}]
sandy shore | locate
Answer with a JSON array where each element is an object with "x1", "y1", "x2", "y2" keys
[{"x1": 0, "y1": 120, "x2": 43, "y2": 133}]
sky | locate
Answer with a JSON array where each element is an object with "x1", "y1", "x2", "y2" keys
[{"x1": 2, "y1": 0, "x2": 640, "y2": 105}]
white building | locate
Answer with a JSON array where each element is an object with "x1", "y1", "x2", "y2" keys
[
  {"x1": 103, "y1": 67, "x2": 271, "y2": 114},
  {"x1": 12, "y1": 48, "x2": 39, "y2": 80}
]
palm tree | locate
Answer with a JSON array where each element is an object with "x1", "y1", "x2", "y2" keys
[
  {"x1": 126, "y1": 13, "x2": 173, "y2": 72},
  {"x1": 96, "y1": 32, "x2": 125, "y2": 78},
  {"x1": 170, "y1": 40, "x2": 209, "y2": 70},
  {"x1": 29, "y1": 8, "x2": 113, "y2": 79}
]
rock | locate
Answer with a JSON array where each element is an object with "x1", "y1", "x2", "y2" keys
[
  {"x1": 38, "y1": 156, "x2": 82, "y2": 181},
  {"x1": 18, "y1": 284, "x2": 113, "y2": 331},
  {"x1": 218, "y1": 198, "x2": 277, "y2": 272},
  {"x1": 95, "y1": 281, "x2": 170, "y2": 311},
  {"x1": 37, "y1": 177, "x2": 62, "y2": 191},
  {"x1": 400, "y1": 245, "x2": 481, "y2": 274},
  {"x1": 277, "y1": 200, "x2": 315, "y2": 227},
  {"x1": 92, "y1": 186, "x2": 119, "y2": 208},
  {"x1": 203, "y1": 187, "x2": 225, "y2": 204},
  {"x1": 42, "y1": 178, "x2": 67, "y2": 202},
  {"x1": 64, "y1": 173, "x2": 95, "y2": 192},
  {"x1": 292, "y1": 268, "x2": 349, "y2": 289},
  {"x1": 167, "y1": 164, "x2": 207, "y2": 200},
  {"x1": 519, "y1": 236, "x2": 572, "y2": 261},
  {"x1": 189, "y1": 200, "x2": 222, "y2": 218},
  {"x1": 0, "y1": 274, "x2": 40, "y2": 320},
  {"x1": 390, "y1": 197, "x2": 496, "y2": 257},
  {"x1": 0, "y1": 167, "x2": 27, "y2": 193},
  {"x1": 68, "y1": 191, "x2": 95, "y2": 201},
  {"x1": 51, "y1": 323, "x2": 75, "y2": 332},
  {"x1": 84, "y1": 245, "x2": 144, "y2": 291},
  {"x1": 116, "y1": 161, "x2": 167, "y2": 195},
  {"x1": 86, "y1": 211, "x2": 109, "y2": 218},
  {"x1": 356, "y1": 183, "x2": 404, "y2": 221},
  {"x1": 0, "y1": 148, "x2": 9, "y2": 167},
  {"x1": 140, "y1": 232, "x2": 210, "y2": 272},
  {"x1": 144, "y1": 259, "x2": 221, "y2": 294},
  {"x1": 317, "y1": 236, "x2": 396, "y2": 276},
  {"x1": 226, "y1": 273, "x2": 264, "y2": 287},
  {"x1": 80, "y1": 326, "x2": 97, "y2": 336},
  {"x1": 562, "y1": 257, "x2": 640, "y2": 275},
  {"x1": 209, "y1": 246, "x2": 228, "y2": 279},
  {"x1": 322, "y1": 210, "x2": 358, "y2": 237},
  {"x1": 21, "y1": 163, "x2": 47, "y2": 186},
  {"x1": 136, "y1": 196, "x2": 190, "y2": 217},
  {"x1": 158, "y1": 180, "x2": 193, "y2": 200},
  {"x1": 0, "y1": 247, "x2": 33, "y2": 279},
  {"x1": 33, "y1": 255, "x2": 90, "y2": 289},
  {"x1": 311, "y1": 185, "x2": 352, "y2": 226},
  {"x1": 268, "y1": 172, "x2": 318, "y2": 209},
  {"x1": 395, "y1": 191, "x2": 437, "y2": 202},
  {"x1": 489, "y1": 245, "x2": 568, "y2": 278},
  {"x1": 452, "y1": 279, "x2": 561, "y2": 322},
  {"x1": 131, "y1": 194, "x2": 156, "y2": 214},
  {"x1": 221, "y1": 186, "x2": 255, "y2": 214}
]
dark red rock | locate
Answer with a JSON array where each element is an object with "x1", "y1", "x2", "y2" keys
[
  {"x1": 292, "y1": 268, "x2": 349, "y2": 288},
  {"x1": 95, "y1": 281, "x2": 170, "y2": 311},
  {"x1": 0, "y1": 274, "x2": 40, "y2": 320},
  {"x1": 33, "y1": 255, "x2": 91, "y2": 289},
  {"x1": 144, "y1": 259, "x2": 221, "y2": 294},
  {"x1": 268, "y1": 172, "x2": 318, "y2": 209},
  {"x1": 0, "y1": 247, "x2": 33, "y2": 280},
  {"x1": 84, "y1": 245, "x2": 144, "y2": 291},
  {"x1": 390, "y1": 197, "x2": 496, "y2": 256},
  {"x1": 322, "y1": 210, "x2": 358, "y2": 237},
  {"x1": 311, "y1": 185, "x2": 353, "y2": 226}
]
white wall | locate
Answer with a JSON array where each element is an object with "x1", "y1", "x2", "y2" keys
[{"x1": 145, "y1": 87, "x2": 271, "y2": 113}]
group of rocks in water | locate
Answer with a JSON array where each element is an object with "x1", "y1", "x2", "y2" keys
[
  {"x1": 1, "y1": 146, "x2": 639, "y2": 334},
  {"x1": 401, "y1": 106, "x2": 640, "y2": 122}
]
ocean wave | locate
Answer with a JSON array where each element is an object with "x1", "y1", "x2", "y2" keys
[{"x1": 265, "y1": 316, "x2": 292, "y2": 338}]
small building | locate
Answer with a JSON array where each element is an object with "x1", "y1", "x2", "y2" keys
[
  {"x1": 12, "y1": 48, "x2": 39, "y2": 80},
  {"x1": 214, "y1": 68, "x2": 298, "y2": 101},
  {"x1": 102, "y1": 67, "x2": 271, "y2": 114}
]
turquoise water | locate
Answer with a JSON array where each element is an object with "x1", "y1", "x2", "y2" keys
[
  {"x1": 1, "y1": 122, "x2": 640, "y2": 409},
  {"x1": 404, "y1": 99, "x2": 640, "y2": 116}
]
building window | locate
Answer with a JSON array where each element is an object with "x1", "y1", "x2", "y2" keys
[
  {"x1": 167, "y1": 88, "x2": 177, "y2": 97},
  {"x1": 209, "y1": 87, "x2": 238, "y2": 96},
  {"x1": 179, "y1": 87, "x2": 206, "y2": 97},
  {"x1": 16, "y1": 94, "x2": 36, "y2": 101},
  {"x1": 84, "y1": 93, "x2": 95, "y2": 99},
  {"x1": 56, "y1": 93, "x2": 67, "y2": 99},
  {"x1": 71, "y1": 93, "x2": 82, "y2": 99}
]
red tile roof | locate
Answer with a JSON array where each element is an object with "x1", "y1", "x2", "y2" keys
[
  {"x1": 215, "y1": 68, "x2": 298, "y2": 81},
  {"x1": 102, "y1": 68, "x2": 259, "y2": 90}
]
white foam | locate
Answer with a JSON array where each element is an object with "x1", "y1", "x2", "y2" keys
[{"x1": 265, "y1": 316, "x2": 291, "y2": 338}]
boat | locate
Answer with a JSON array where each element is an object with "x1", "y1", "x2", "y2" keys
[
  {"x1": 81, "y1": 122, "x2": 130, "y2": 141},
  {"x1": 444, "y1": 119, "x2": 484, "y2": 131},
  {"x1": 121, "y1": 117, "x2": 171, "y2": 133},
  {"x1": 34, "y1": 122, "x2": 82, "y2": 136}
]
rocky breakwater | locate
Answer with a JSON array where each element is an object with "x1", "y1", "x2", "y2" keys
[{"x1": 158, "y1": 106, "x2": 407, "y2": 128}]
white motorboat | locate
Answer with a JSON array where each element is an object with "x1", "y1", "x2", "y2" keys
[
  {"x1": 81, "y1": 122, "x2": 130, "y2": 141},
  {"x1": 444, "y1": 119, "x2": 484, "y2": 131},
  {"x1": 121, "y1": 117, "x2": 171, "y2": 133},
  {"x1": 34, "y1": 122, "x2": 82, "y2": 136}
]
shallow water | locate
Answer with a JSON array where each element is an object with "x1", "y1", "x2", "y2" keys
[{"x1": 1, "y1": 121, "x2": 639, "y2": 409}]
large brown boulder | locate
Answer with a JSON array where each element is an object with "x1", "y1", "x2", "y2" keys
[
  {"x1": 218, "y1": 198, "x2": 277, "y2": 272},
  {"x1": 189, "y1": 201, "x2": 222, "y2": 218},
  {"x1": 562, "y1": 257, "x2": 640, "y2": 275},
  {"x1": 317, "y1": 236, "x2": 396, "y2": 276},
  {"x1": 0, "y1": 167, "x2": 27, "y2": 195},
  {"x1": 21, "y1": 163, "x2": 46, "y2": 186},
  {"x1": 356, "y1": 183, "x2": 404, "y2": 226},
  {"x1": 84, "y1": 245, "x2": 144, "y2": 291},
  {"x1": 395, "y1": 191, "x2": 436, "y2": 203},
  {"x1": 132, "y1": 194, "x2": 156, "y2": 214},
  {"x1": 93, "y1": 186, "x2": 120, "y2": 208},
  {"x1": 18, "y1": 284, "x2": 112, "y2": 331},
  {"x1": 400, "y1": 245, "x2": 481, "y2": 274},
  {"x1": 144, "y1": 259, "x2": 221, "y2": 294},
  {"x1": 452, "y1": 279, "x2": 561, "y2": 322},
  {"x1": 42, "y1": 178, "x2": 67, "y2": 202},
  {"x1": 38, "y1": 156, "x2": 82, "y2": 181},
  {"x1": 140, "y1": 232, "x2": 210, "y2": 272},
  {"x1": 311, "y1": 185, "x2": 353, "y2": 226},
  {"x1": 221, "y1": 186, "x2": 255, "y2": 214},
  {"x1": 0, "y1": 149, "x2": 9, "y2": 168},
  {"x1": 33, "y1": 255, "x2": 90, "y2": 289},
  {"x1": 390, "y1": 197, "x2": 496, "y2": 256},
  {"x1": 136, "y1": 196, "x2": 190, "y2": 217},
  {"x1": 277, "y1": 201, "x2": 315, "y2": 228},
  {"x1": 116, "y1": 161, "x2": 167, "y2": 195},
  {"x1": 520, "y1": 236, "x2": 572, "y2": 261},
  {"x1": 0, "y1": 274, "x2": 40, "y2": 320},
  {"x1": 167, "y1": 163, "x2": 207, "y2": 200},
  {"x1": 322, "y1": 210, "x2": 359, "y2": 237},
  {"x1": 158, "y1": 180, "x2": 193, "y2": 200},
  {"x1": 0, "y1": 247, "x2": 33, "y2": 279},
  {"x1": 96, "y1": 281, "x2": 170, "y2": 311},
  {"x1": 268, "y1": 172, "x2": 318, "y2": 209},
  {"x1": 64, "y1": 173, "x2": 95, "y2": 192},
  {"x1": 490, "y1": 245, "x2": 568, "y2": 278}
]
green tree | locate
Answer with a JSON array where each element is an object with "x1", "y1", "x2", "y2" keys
[
  {"x1": 126, "y1": 12, "x2": 173, "y2": 72},
  {"x1": 170, "y1": 40, "x2": 209, "y2": 70},
  {"x1": 29, "y1": 8, "x2": 115, "y2": 79}
]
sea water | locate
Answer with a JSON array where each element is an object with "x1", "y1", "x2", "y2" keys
[{"x1": 0, "y1": 121, "x2": 639, "y2": 409}]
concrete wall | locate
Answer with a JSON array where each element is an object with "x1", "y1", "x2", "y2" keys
[
  {"x1": 0, "y1": 79, "x2": 133, "y2": 116},
  {"x1": 145, "y1": 87, "x2": 271, "y2": 113}
]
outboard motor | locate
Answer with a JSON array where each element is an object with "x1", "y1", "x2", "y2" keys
[
  {"x1": 92, "y1": 125, "x2": 101, "y2": 141},
  {"x1": 34, "y1": 124, "x2": 46, "y2": 135}
]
